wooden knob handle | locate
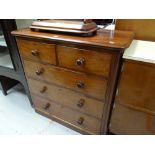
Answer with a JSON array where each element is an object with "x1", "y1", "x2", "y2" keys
[
  {"x1": 77, "y1": 99, "x2": 85, "y2": 108},
  {"x1": 40, "y1": 86, "x2": 47, "y2": 93},
  {"x1": 77, "y1": 81, "x2": 85, "y2": 89},
  {"x1": 84, "y1": 19, "x2": 93, "y2": 24},
  {"x1": 31, "y1": 50, "x2": 39, "y2": 56},
  {"x1": 76, "y1": 58, "x2": 85, "y2": 66},
  {"x1": 36, "y1": 68, "x2": 44, "y2": 75},
  {"x1": 77, "y1": 117, "x2": 84, "y2": 125},
  {"x1": 44, "y1": 103, "x2": 50, "y2": 110}
]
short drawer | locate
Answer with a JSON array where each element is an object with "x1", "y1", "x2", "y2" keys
[
  {"x1": 24, "y1": 60, "x2": 107, "y2": 101},
  {"x1": 32, "y1": 95, "x2": 101, "y2": 134},
  {"x1": 57, "y1": 45, "x2": 112, "y2": 77},
  {"x1": 28, "y1": 78, "x2": 104, "y2": 119},
  {"x1": 17, "y1": 39, "x2": 56, "y2": 65}
]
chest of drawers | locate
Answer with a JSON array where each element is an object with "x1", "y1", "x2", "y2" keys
[{"x1": 12, "y1": 28, "x2": 133, "y2": 134}]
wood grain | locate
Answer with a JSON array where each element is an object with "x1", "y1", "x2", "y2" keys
[
  {"x1": 110, "y1": 104, "x2": 155, "y2": 135},
  {"x1": 17, "y1": 38, "x2": 56, "y2": 65},
  {"x1": 57, "y1": 45, "x2": 112, "y2": 77},
  {"x1": 116, "y1": 19, "x2": 155, "y2": 41},
  {"x1": 27, "y1": 78, "x2": 104, "y2": 119},
  {"x1": 116, "y1": 60, "x2": 155, "y2": 115},
  {"x1": 24, "y1": 60, "x2": 107, "y2": 101},
  {"x1": 12, "y1": 28, "x2": 134, "y2": 49},
  {"x1": 110, "y1": 60, "x2": 155, "y2": 134},
  {"x1": 32, "y1": 95, "x2": 101, "y2": 134}
]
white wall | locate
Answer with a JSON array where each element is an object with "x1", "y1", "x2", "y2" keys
[{"x1": 15, "y1": 19, "x2": 35, "y2": 29}]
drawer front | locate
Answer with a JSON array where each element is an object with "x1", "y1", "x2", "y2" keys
[
  {"x1": 110, "y1": 104, "x2": 155, "y2": 135},
  {"x1": 115, "y1": 61, "x2": 155, "y2": 115},
  {"x1": 24, "y1": 60, "x2": 107, "y2": 101},
  {"x1": 32, "y1": 94, "x2": 51, "y2": 117},
  {"x1": 27, "y1": 78, "x2": 104, "y2": 119},
  {"x1": 17, "y1": 39, "x2": 56, "y2": 65},
  {"x1": 57, "y1": 45, "x2": 112, "y2": 77},
  {"x1": 32, "y1": 95, "x2": 101, "y2": 134}
]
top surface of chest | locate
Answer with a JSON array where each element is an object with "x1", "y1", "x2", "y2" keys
[{"x1": 12, "y1": 28, "x2": 134, "y2": 49}]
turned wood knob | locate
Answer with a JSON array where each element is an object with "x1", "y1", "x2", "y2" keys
[
  {"x1": 77, "y1": 117, "x2": 84, "y2": 125},
  {"x1": 31, "y1": 50, "x2": 39, "y2": 56},
  {"x1": 77, "y1": 99, "x2": 85, "y2": 108},
  {"x1": 84, "y1": 19, "x2": 93, "y2": 24},
  {"x1": 40, "y1": 86, "x2": 47, "y2": 93},
  {"x1": 77, "y1": 81, "x2": 85, "y2": 89},
  {"x1": 36, "y1": 68, "x2": 44, "y2": 75},
  {"x1": 76, "y1": 58, "x2": 85, "y2": 66},
  {"x1": 44, "y1": 103, "x2": 50, "y2": 110}
]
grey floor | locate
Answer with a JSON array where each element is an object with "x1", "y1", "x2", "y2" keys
[{"x1": 0, "y1": 85, "x2": 80, "y2": 135}]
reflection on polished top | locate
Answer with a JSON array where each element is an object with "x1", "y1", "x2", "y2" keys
[{"x1": 12, "y1": 28, "x2": 134, "y2": 49}]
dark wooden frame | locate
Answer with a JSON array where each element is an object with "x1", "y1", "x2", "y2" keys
[{"x1": 0, "y1": 19, "x2": 32, "y2": 105}]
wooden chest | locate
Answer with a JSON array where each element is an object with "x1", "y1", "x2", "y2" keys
[
  {"x1": 110, "y1": 40, "x2": 155, "y2": 134},
  {"x1": 110, "y1": 60, "x2": 155, "y2": 134},
  {"x1": 12, "y1": 28, "x2": 133, "y2": 134}
]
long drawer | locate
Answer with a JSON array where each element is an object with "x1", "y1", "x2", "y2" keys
[
  {"x1": 32, "y1": 95, "x2": 101, "y2": 134},
  {"x1": 24, "y1": 60, "x2": 107, "y2": 101},
  {"x1": 57, "y1": 45, "x2": 112, "y2": 77},
  {"x1": 17, "y1": 39, "x2": 56, "y2": 65},
  {"x1": 27, "y1": 78, "x2": 104, "y2": 119}
]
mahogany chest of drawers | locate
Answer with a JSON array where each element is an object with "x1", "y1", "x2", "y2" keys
[{"x1": 12, "y1": 28, "x2": 133, "y2": 134}]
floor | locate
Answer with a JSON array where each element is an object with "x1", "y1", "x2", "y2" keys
[{"x1": 0, "y1": 85, "x2": 80, "y2": 135}]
